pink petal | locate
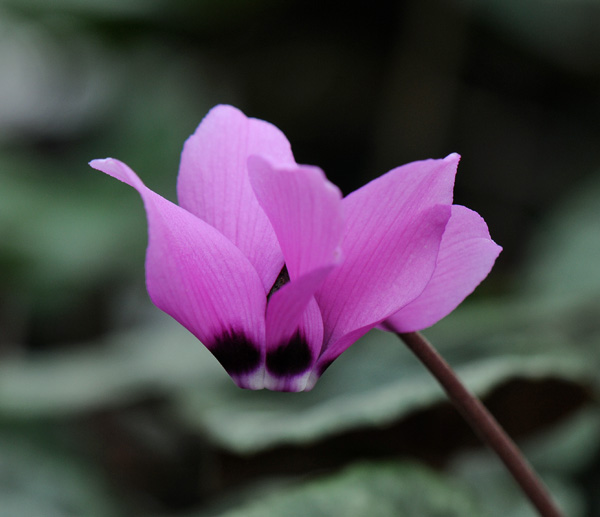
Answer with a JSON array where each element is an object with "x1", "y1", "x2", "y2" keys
[
  {"x1": 246, "y1": 156, "x2": 345, "y2": 390},
  {"x1": 263, "y1": 292, "x2": 325, "y2": 392},
  {"x1": 264, "y1": 266, "x2": 332, "y2": 349},
  {"x1": 384, "y1": 205, "x2": 502, "y2": 333},
  {"x1": 261, "y1": 264, "x2": 335, "y2": 391},
  {"x1": 177, "y1": 105, "x2": 296, "y2": 291},
  {"x1": 90, "y1": 158, "x2": 267, "y2": 390},
  {"x1": 315, "y1": 155, "x2": 459, "y2": 361},
  {"x1": 247, "y1": 155, "x2": 344, "y2": 280}
]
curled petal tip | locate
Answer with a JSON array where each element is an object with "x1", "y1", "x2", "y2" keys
[
  {"x1": 444, "y1": 152, "x2": 461, "y2": 164},
  {"x1": 88, "y1": 157, "x2": 146, "y2": 190}
]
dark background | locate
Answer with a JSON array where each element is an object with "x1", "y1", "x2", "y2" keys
[{"x1": 1, "y1": 1, "x2": 599, "y2": 516}]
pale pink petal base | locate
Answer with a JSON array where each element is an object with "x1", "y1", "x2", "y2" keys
[
  {"x1": 90, "y1": 158, "x2": 268, "y2": 390},
  {"x1": 384, "y1": 205, "x2": 502, "y2": 333}
]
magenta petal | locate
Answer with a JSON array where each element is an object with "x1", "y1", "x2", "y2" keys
[
  {"x1": 90, "y1": 158, "x2": 267, "y2": 389},
  {"x1": 177, "y1": 105, "x2": 296, "y2": 291},
  {"x1": 247, "y1": 156, "x2": 345, "y2": 390},
  {"x1": 264, "y1": 292, "x2": 325, "y2": 392},
  {"x1": 247, "y1": 155, "x2": 344, "y2": 280},
  {"x1": 265, "y1": 266, "x2": 333, "y2": 349},
  {"x1": 262, "y1": 265, "x2": 335, "y2": 391},
  {"x1": 310, "y1": 205, "x2": 450, "y2": 378},
  {"x1": 316, "y1": 155, "x2": 458, "y2": 355},
  {"x1": 384, "y1": 205, "x2": 502, "y2": 333}
]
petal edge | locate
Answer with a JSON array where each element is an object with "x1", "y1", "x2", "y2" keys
[
  {"x1": 90, "y1": 158, "x2": 268, "y2": 389},
  {"x1": 384, "y1": 205, "x2": 502, "y2": 333}
]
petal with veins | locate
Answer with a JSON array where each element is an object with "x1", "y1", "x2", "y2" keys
[
  {"x1": 384, "y1": 205, "x2": 502, "y2": 333},
  {"x1": 91, "y1": 104, "x2": 501, "y2": 394},
  {"x1": 90, "y1": 157, "x2": 267, "y2": 389},
  {"x1": 177, "y1": 105, "x2": 296, "y2": 291},
  {"x1": 316, "y1": 155, "x2": 458, "y2": 354},
  {"x1": 263, "y1": 295, "x2": 324, "y2": 392},
  {"x1": 249, "y1": 156, "x2": 344, "y2": 389},
  {"x1": 248, "y1": 155, "x2": 344, "y2": 280}
]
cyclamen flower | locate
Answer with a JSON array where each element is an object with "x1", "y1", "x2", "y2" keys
[{"x1": 90, "y1": 105, "x2": 501, "y2": 392}]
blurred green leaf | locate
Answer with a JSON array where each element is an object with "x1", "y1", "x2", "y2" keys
[
  {"x1": 0, "y1": 314, "x2": 221, "y2": 416},
  {"x1": 523, "y1": 407, "x2": 600, "y2": 476},
  {"x1": 0, "y1": 44, "x2": 212, "y2": 288},
  {"x1": 448, "y1": 411, "x2": 600, "y2": 517},
  {"x1": 193, "y1": 461, "x2": 481, "y2": 517},
  {"x1": 447, "y1": 406, "x2": 600, "y2": 516},
  {"x1": 452, "y1": 458, "x2": 584, "y2": 517},
  {"x1": 0, "y1": 158, "x2": 145, "y2": 291},
  {"x1": 175, "y1": 326, "x2": 590, "y2": 453},
  {"x1": 0, "y1": 427, "x2": 118, "y2": 517}
]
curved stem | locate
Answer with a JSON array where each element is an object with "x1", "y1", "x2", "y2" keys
[{"x1": 397, "y1": 331, "x2": 563, "y2": 517}]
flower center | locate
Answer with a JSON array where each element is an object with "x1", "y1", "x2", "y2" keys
[{"x1": 267, "y1": 264, "x2": 290, "y2": 300}]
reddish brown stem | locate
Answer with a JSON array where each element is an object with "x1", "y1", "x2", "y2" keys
[{"x1": 397, "y1": 331, "x2": 563, "y2": 517}]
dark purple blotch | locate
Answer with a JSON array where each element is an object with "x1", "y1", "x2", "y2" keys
[
  {"x1": 211, "y1": 329, "x2": 261, "y2": 375},
  {"x1": 266, "y1": 332, "x2": 312, "y2": 376}
]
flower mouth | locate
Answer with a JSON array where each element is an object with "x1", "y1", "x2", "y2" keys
[{"x1": 267, "y1": 264, "x2": 290, "y2": 300}]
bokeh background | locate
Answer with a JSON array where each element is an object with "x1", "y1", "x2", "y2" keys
[{"x1": 1, "y1": 0, "x2": 600, "y2": 515}]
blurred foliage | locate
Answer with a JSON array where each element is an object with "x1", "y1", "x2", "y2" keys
[
  {"x1": 0, "y1": 424, "x2": 118, "y2": 517},
  {"x1": 191, "y1": 461, "x2": 483, "y2": 517},
  {"x1": 1, "y1": 0, "x2": 600, "y2": 515}
]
